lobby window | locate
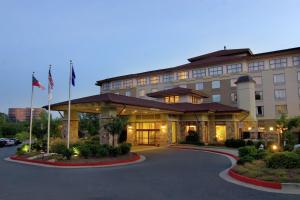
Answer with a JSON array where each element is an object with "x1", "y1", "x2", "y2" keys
[
  {"x1": 125, "y1": 91, "x2": 131, "y2": 96},
  {"x1": 195, "y1": 82, "x2": 204, "y2": 90},
  {"x1": 256, "y1": 106, "x2": 264, "y2": 116},
  {"x1": 270, "y1": 58, "x2": 287, "y2": 69},
  {"x1": 273, "y1": 74, "x2": 285, "y2": 84},
  {"x1": 192, "y1": 68, "x2": 206, "y2": 78},
  {"x1": 255, "y1": 91, "x2": 263, "y2": 100},
  {"x1": 231, "y1": 92, "x2": 237, "y2": 103},
  {"x1": 137, "y1": 78, "x2": 147, "y2": 86},
  {"x1": 230, "y1": 79, "x2": 237, "y2": 87},
  {"x1": 191, "y1": 96, "x2": 200, "y2": 104},
  {"x1": 275, "y1": 89, "x2": 286, "y2": 100},
  {"x1": 176, "y1": 71, "x2": 188, "y2": 80},
  {"x1": 150, "y1": 76, "x2": 159, "y2": 84},
  {"x1": 226, "y1": 63, "x2": 242, "y2": 74},
  {"x1": 165, "y1": 96, "x2": 179, "y2": 104},
  {"x1": 163, "y1": 74, "x2": 173, "y2": 83},
  {"x1": 111, "y1": 81, "x2": 121, "y2": 89},
  {"x1": 212, "y1": 94, "x2": 221, "y2": 102},
  {"x1": 101, "y1": 82, "x2": 110, "y2": 90},
  {"x1": 123, "y1": 79, "x2": 133, "y2": 88},
  {"x1": 139, "y1": 89, "x2": 145, "y2": 97},
  {"x1": 275, "y1": 105, "x2": 288, "y2": 115},
  {"x1": 212, "y1": 80, "x2": 220, "y2": 89},
  {"x1": 248, "y1": 61, "x2": 264, "y2": 72},
  {"x1": 208, "y1": 66, "x2": 223, "y2": 76},
  {"x1": 253, "y1": 76, "x2": 262, "y2": 85},
  {"x1": 293, "y1": 56, "x2": 300, "y2": 66}
]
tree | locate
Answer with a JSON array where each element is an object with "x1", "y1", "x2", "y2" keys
[
  {"x1": 104, "y1": 116, "x2": 128, "y2": 147},
  {"x1": 79, "y1": 113, "x2": 99, "y2": 136}
]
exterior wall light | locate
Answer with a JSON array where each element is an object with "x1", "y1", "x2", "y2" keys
[
  {"x1": 248, "y1": 127, "x2": 252, "y2": 131},
  {"x1": 272, "y1": 144, "x2": 278, "y2": 151},
  {"x1": 269, "y1": 126, "x2": 274, "y2": 131}
]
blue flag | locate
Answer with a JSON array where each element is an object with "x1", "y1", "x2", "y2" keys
[{"x1": 71, "y1": 65, "x2": 76, "y2": 86}]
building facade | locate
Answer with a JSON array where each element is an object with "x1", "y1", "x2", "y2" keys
[
  {"x1": 8, "y1": 108, "x2": 45, "y2": 122},
  {"x1": 97, "y1": 47, "x2": 300, "y2": 141}
]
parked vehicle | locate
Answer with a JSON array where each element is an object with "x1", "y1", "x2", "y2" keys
[
  {"x1": 0, "y1": 139, "x2": 6, "y2": 147},
  {"x1": 0, "y1": 138, "x2": 17, "y2": 146},
  {"x1": 9, "y1": 138, "x2": 22, "y2": 145},
  {"x1": 294, "y1": 144, "x2": 300, "y2": 150}
]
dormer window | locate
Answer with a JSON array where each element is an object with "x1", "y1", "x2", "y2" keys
[{"x1": 165, "y1": 96, "x2": 179, "y2": 104}]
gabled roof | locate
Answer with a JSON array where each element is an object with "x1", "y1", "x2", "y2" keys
[
  {"x1": 47, "y1": 93, "x2": 246, "y2": 113},
  {"x1": 187, "y1": 48, "x2": 252, "y2": 62},
  {"x1": 146, "y1": 87, "x2": 208, "y2": 98}
]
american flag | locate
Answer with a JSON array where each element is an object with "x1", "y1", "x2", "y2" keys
[{"x1": 48, "y1": 66, "x2": 54, "y2": 100}]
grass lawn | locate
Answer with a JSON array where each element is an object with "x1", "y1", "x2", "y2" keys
[{"x1": 233, "y1": 160, "x2": 300, "y2": 183}]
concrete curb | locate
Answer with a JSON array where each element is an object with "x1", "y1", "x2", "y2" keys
[
  {"x1": 5, "y1": 154, "x2": 146, "y2": 169},
  {"x1": 169, "y1": 145, "x2": 300, "y2": 194}
]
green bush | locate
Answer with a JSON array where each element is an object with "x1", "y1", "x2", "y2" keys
[
  {"x1": 294, "y1": 148, "x2": 300, "y2": 155},
  {"x1": 255, "y1": 149, "x2": 268, "y2": 160},
  {"x1": 88, "y1": 143, "x2": 101, "y2": 157},
  {"x1": 51, "y1": 143, "x2": 68, "y2": 155},
  {"x1": 254, "y1": 141, "x2": 265, "y2": 149},
  {"x1": 32, "y1": 140, "x2": 47, "y2": 152},
  {"x1": 238, "y1": 146, "x2": 258, "y2": 157},
  {"x1": 109, "y1": 146, "x2": 121, "y2": 157},
  {"x1": 16, "y1": 144, "x2": 30, "y2": 155},
  {"x1": 79, "y1": 144, "x2": 92, "y2": 159},
  {"x1": 62, "y1": 148, "x2": 73, "y2": 160},
  {"x1": 266, "y1": 152, "x2": 300, "y2": 169},
  {"x1": 237, "y1": 155, "x2": 255, "y2": 165},
  {"x1": 225, "y1": 139, "x2": 246, "y2": 148},
  {"x1": 246, "y1": 140, "x2": 254, "y2": 146},
  {"x1": 96, "y1": 146, "x2": 109, "y2": 157},
  {"x1": 15, "y1": 131, "x2": 28, "y2": 142},
  {"x1": 119, "y1": 143, "x2": 132, "y2": 155},
  {"x1": 185, "y1": 130, "x2": 199, "y2": 144}
]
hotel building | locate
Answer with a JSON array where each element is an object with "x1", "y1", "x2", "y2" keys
[{"x1": 51, "y1": 47, "x2": 300, "y2": 145}]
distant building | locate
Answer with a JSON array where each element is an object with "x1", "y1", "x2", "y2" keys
[{"x1": 8, "y1": 108, "x2": 45, "y2": 122}]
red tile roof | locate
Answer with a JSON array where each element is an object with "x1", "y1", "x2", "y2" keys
[
  {"x1": 47, "y1": 93, "x2": 246, "y2": 113},
  {"x1": 147, "y1": 87, "x2": 208, "y2": 98}
]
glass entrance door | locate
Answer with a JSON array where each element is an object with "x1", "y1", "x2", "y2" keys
[{"x1": 136, "y1": 122, "x2": 160, "y2": 145}]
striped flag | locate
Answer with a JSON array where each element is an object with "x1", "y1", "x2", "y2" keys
[
  {"x1": 48, "y1": 67, "x2": 54, "y2": 100},
  {"x1": 32, "y1": 74, "x2": 45, "y2": 90}
]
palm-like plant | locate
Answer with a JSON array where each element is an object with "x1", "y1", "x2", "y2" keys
[{"x1": 104, "y1": 117, "x2": 128, "y2": 147}]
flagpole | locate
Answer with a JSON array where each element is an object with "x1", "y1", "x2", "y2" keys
[
  {"x1": 47, "y1": 65, "x2": 52, "y2": 154},
  {"x1": 29, "y1": 72, "x2": 34, "y2": 152},
  {"x1": 67, "y1": 60, "x2": 72, "y2": 149}
]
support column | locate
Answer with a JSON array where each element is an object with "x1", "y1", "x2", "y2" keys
[
  {"x1": 63, "y1": 110, "x2": 79, "y2": 143},
  {"x1": 98, "y1": 103, "x2": 117, "y2": 145}
]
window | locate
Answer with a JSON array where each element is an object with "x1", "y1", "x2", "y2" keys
[
  {"x1": 212, "y1": 94, "x2": 221, "y2": 102},
  {"x1": 275, "y1": 105, "x2": 288, "y2": 115},
  {"x1": 231, "y1": 92, "x2": 237, "y2": 103},
  {"x1": 256, "y1": 106, "x2": 264, "y2": 116},
  {"x1": 226, "y1": 63, "x2": 242, "y2": 74},
  {"x1": 208, "y1": 66, "x2": 223, "y2": 76},
  {"x1": 163, "y1": 74, "x2": 173, "y2": 83},
  {"x1": 137, "y1": 78, "x2": 147, "y2": 86},
  {"x1": 111, "y1": 81, "x2": 121, "y2": 89},
  {"x1": 195, "y1": 82, "x2": 204, "y2": 90},
  {"x1": 125, "y1": 91, "x2": 131, "y2": 96},
  {"x1": 253, "y1": 76, "x2": 262, "y2": 85},
  {"x1": 248, "y1": 61, "x2": 264, "y2": 72},
  {"x1": 192, "y1": 96, "x2": 200, "y2": 104},
  {"x1": 192, "y1": 68, "x2": 206, "y2": 78},
  {"x1": 101, "y1": 82, "x2": 110, "y2": 90},
  {"x1": 273, "y1": 74, "x2": 285, "y2": 84},
  {"x1": 139, "y1": 89, "x2": 145, "y2": 97},
  {"x1": 270, "y1": 58, "x2": 287, "y2": 69},
  {"x1": 123, "y1": 79, "x2": 133, "y2": 88},
  {"x1": 298, "y1": 72, "x2": 300, "y2": 81},
  {"x1": 165, "y1": 96, "x2": 179, "y2": 104},
  {"x1": 151, "y1": 88, "x2": 158, "y2": 92},
  {"x1": 150, "y1": 76, "x2": 159, "y2": 84},
  {"x1": 176, "y1": 71, "x2": 188, "y2": 80},
  {"x1": 255, "y1": 91, "x2": 263, "y2": 100},
  {"x1": 212, "y1": 80, "x2": 220, "y2": 89},
  {"x1": 274, "y1": 89, "x2": 286, "y2": 100},
  {"x1": 293, "y1": 56, "x2": 300, "y2": 66},
  {"x1": 230, "y1": 79, "x2": 237, "y2": 87}
]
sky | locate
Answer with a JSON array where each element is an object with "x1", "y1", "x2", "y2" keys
[{"x1": 0, "y1": 0, "x2": 300, "y2": 114}]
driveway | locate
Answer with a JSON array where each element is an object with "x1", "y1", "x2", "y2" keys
[{"x1": 0, "y1": 146, "x2": 299, "y2": 200}]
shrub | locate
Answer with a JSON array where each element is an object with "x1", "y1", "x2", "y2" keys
[
  {"x1": 255, "y1": 141, "x2": 265, "y2": 149},
  {"x1": 238, "y1": 146, "x2": 258, "y2": 157},
  {"x1": 237, "y1": 155, "x2": 255, "y2": 165},
  {"x1": 294, "y1": 148, "x2": 300, "y2": 155},
  {"x1": 79, "y1": 144, "x2": 92, "y2": 159},
  {"x1": 225, "y1": 139, "x2": 245, "y2": 148},
  {"x1": 51, "y1": 143, "x2": 68, "y2": 155},
  {"x1": 32, "y1": 140, "x2": 47, "y2": 152},
  {"x1": 15, "y1": 131, "x2": 29, "y2": 142},
  {"x1": 109, "y1": 146, "x2": 121, "y2": 157},
  {"x1": 88, "y1": 143, "x2": 101, "y2": 157},
  {"x1": 246, "y1": 140, "x2": 254, "y2": 146},
  {"x1": 62, "y1": 148, "x2": 73, "y2": 160},
  {"x1": 255, "y1": 149, "x2": 268, "y2": 160},
  {"x1": 16, "y1": 144, "x2": 30, "y2": 155},
  {"x1": 185, "y1": 130, "x2": 199, "y2": 144},
  {"x1": 119, "y1": 143, "x2": 132, "y2": 155},
  {"x1": 266, "y1": 152, "x2": 300, "y2": 169},
  {"x1": 96, "y1": 146, "x2": 109, "y2": 157}
]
